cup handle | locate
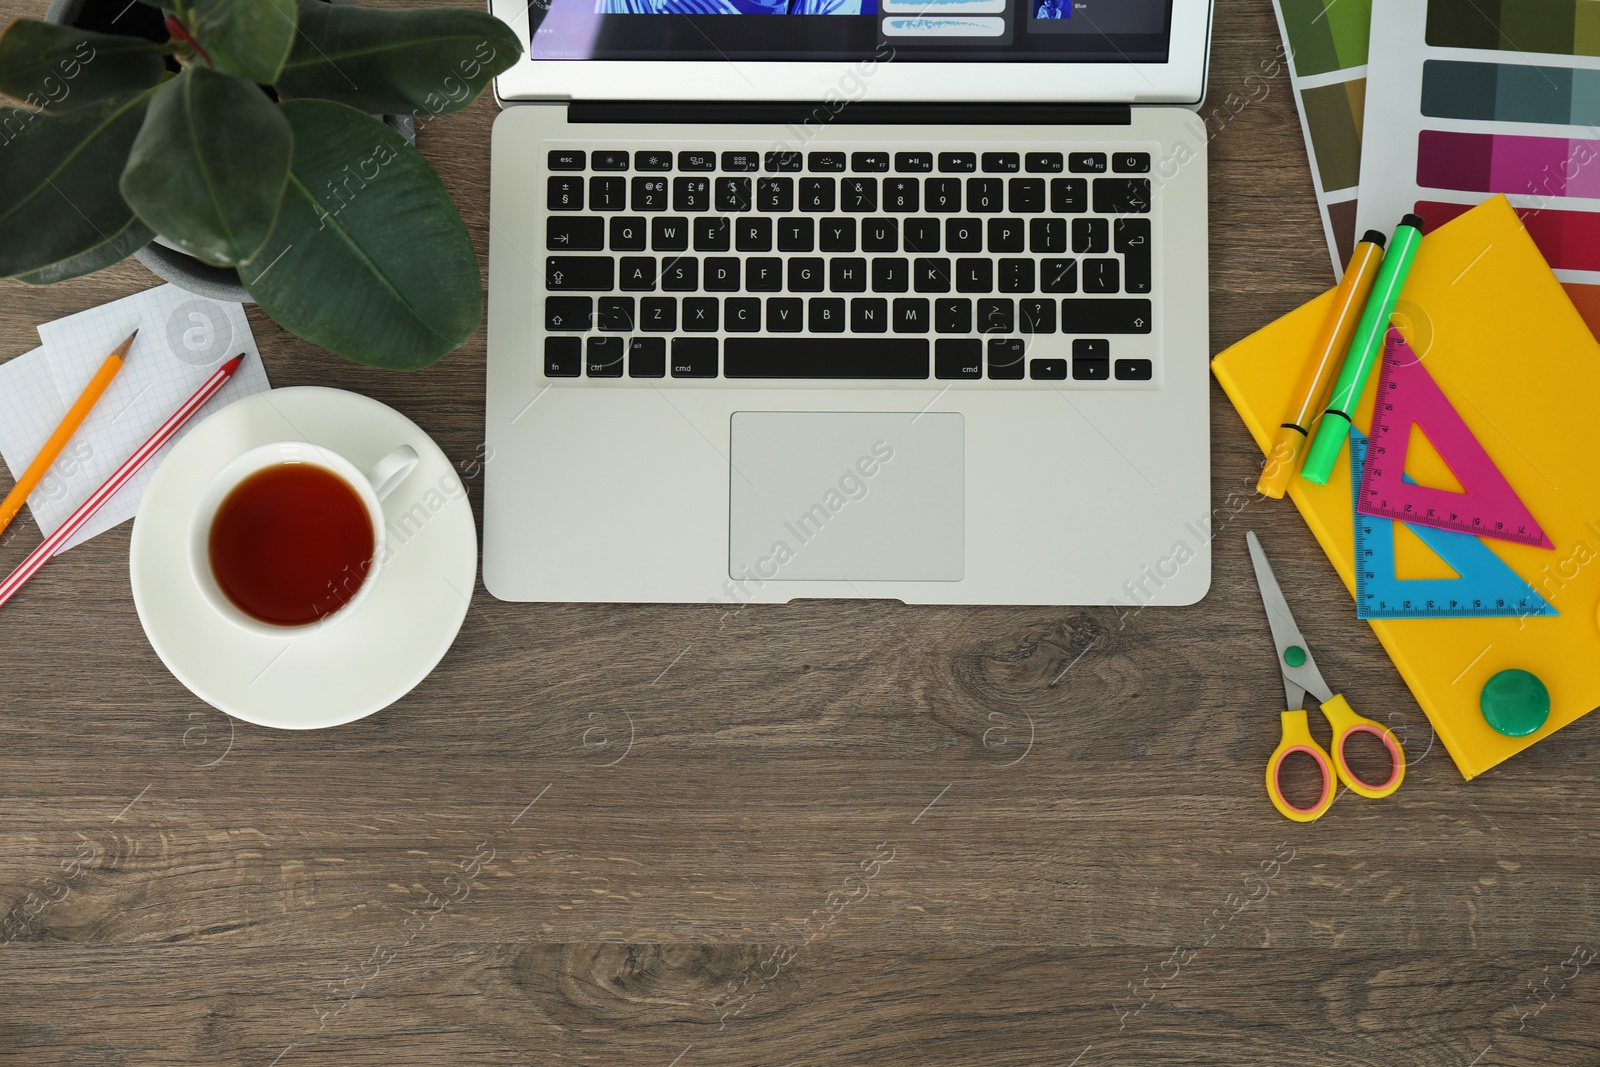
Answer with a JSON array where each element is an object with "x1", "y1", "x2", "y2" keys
[{"x1": 366, "y1": 446, "x2": 419, "y2": 503}]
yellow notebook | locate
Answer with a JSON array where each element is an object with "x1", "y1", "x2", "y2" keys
[{"x1": 1213, "y1": 196, "x2": 1600, "y2": 780}]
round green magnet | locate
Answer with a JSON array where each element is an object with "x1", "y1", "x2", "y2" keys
[
  {"x1": 1283, "y1": 645, "x2": 1307, "y2": 668},
  {"x1": 1480, "y1": 669, "x2": 1551, "y2": 738}
]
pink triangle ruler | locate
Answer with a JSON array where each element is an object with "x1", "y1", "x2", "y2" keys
[{"x1": 1357, "y1": 328, "x2": 1552, "y2": 548}]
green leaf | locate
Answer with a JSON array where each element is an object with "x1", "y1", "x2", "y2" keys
[
  {"x1": 183, "y1": 0, "x2": 298, "y2": 84},
  {"x1": 0, "y1": 20, "x2": 167, "y2": 114},
  {"x1": 15, "y1": 215, "x2": 155, "y2": 284},
  {"x1": 119, "y1": 67, "x2": 291, "y2": 266},
  {"x1": 238, "y1": 100, "x2": 480, "y2": 370},
  {"x1": 0, "y1": 92, "x2": 155, "y2": 279},
  {"x1": 275, "y1": 0, "x2": 520, "y2": 116}
]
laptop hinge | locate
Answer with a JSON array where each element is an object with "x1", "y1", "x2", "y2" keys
[{"x1": 566, "y1": 101, "x2": 1133, "y2": 126}]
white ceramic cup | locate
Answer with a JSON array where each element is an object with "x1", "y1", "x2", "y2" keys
[{"x1": 188, "y1": 441, "x2": 419, "y2": 639}]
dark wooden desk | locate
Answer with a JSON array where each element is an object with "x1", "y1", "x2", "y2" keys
[{"x1": 3, "y1": 2, "x2": 1598, "y2": 1063}]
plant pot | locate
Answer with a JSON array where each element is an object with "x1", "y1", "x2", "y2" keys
[{"x1": 44, "y1": 0, "x2": 417, "y2": 305}]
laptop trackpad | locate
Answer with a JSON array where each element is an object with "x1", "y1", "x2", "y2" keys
[{"x1": 729, "y1": 412, "x2": 964, "y2": 582}]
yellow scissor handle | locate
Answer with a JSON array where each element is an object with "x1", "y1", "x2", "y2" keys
[
  {"x1": 1319, "y1": 693, "x2": 1406, "y2": 800},
  {"x1": 1266, "y1": 710, "x2": 1336, "y2": 823}
]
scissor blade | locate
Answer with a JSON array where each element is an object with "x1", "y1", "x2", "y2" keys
[{"x1": 1245, "y1": 531, "x2": 1333, "y2": 706}]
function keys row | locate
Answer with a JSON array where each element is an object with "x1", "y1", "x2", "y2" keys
[{"x1": 549, "y1": 150, "x2": 1152, "y2": 175}]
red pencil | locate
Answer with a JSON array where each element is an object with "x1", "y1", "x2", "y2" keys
[{"x1": 0, "y1": 353, "x2": 246, "y2": 611}]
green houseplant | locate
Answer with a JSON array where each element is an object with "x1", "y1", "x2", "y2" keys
[{"x1": 0, "y1": 0, "x2": 520, "y2": 369}]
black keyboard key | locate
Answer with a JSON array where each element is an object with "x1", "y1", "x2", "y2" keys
[
  {"x1": 945, "y1": 218, "x2": 982, "y2": 252},
  {"x1": 1009, "y1": 178, "x2": 1045, "y2": 213},
  {"x1": 726, "y1": 297, "x2": 761, "y2": 332},
  {"x1": 901, "y1": 218, "x2": 940, "y2": 253},
  {"x1": 545, "y1": 296, "x2": 591, "y2": 331},
  {"x1": 661, "y1": 257, "x2": 698, "y2": 291},
  {"x1": 926, "y1": 177, "x2": 962, "y2": 212},
  {"x1": 619, "y1": 256, "x2": 655, "y2": 291},
  {"x1": 977, "y1": 298, "x2": 1013, "y2": 334},
  {"x1": 546, "y1": 256, "x2": 613, "y2": 290},
  {"x1": 809, "y1": 297, "x2": 846, "y2": 332},
  {"x1": 652, "y1": 216, "x2": 689, "y2": 252},
  {"x1": 862, "y1": 218, "x2": 897, "y2": 251},
  {"x1": 830, "y1": 257, "x2": 867, "y2": 292},
  {"x1": 589, "y1": 176, "x2": 626, "y2": 211},
  {"x1": 987, "y1": 218, "x2": 1025, "y2": 253},
  {"x1": 851, "y1": 297, "x2": 888, "y2": 333},
  {"x1": 548, "y1": 175, "x2": 583, "y2": 211},
  {"x1": 586, "y1": 336, "x2": 624, "y2": 377},
  {"x1": 872, "y1": 257, "x2": 909, "y2": 292},
  {"x1": 1025, "y1": 152, "x2": 1064, "y2": 173},
  {"x1": 1041, "y1": 258, "x2": 1078, "y2": 293},
  {"x1": 598, "y1": 296, "x2": 634, "y2": 332},
  {"x1": 545, "y1": 336, "x2": 581, "y2": 377},
  {"x1": 1116, "y1": 358, "x2": 1153, "y2": 380},
  {"x1": 632, "y1": 177, "x2": 668, "y2": 211},
  {"x1": 967, "y1": 178, "x2": 1003, "y2": 212},
  {"x1": 982, "y1": 152, "x2": 1020, "y2": 173},
  {"x1": 1019, "y1": 298, "x2": 1056, "y2": 333},
  {"x1": 799, "y1": 178, "x2": 835, "y2": 212},
  {"x1": 787, "y1": 257, "x2": 824, "y2": 292},
  {"x1": 1083, "y1": 257, "x2": 1120, "y2": 294},
  {"x1": 936, "y1": 338, "x2": 982, "y2": 378},
  {"x1": 1062, "y1": 299, "x2": 1152, "y2": 333},
  {"x1": 548, "y1": 216, "x2": 604, "y2": 251},
  {"x1": 938, "y1": 152, "x2": 976, "y2": 173},
  {"x1": 746, "y1": 258, "x2": 783, "y2": 291},
  {"x1": 998, "y1": 259, "x2": 1034, "y2": 293},
  {"x1": 1072, "y1": 217, "x2": 1109, "y2": 253},
  {"x1": 549, "y1": 149, "x2": 585, "y2": 171},
  {"x1": 1050, "y1": 177, "x2": 1089, "y2": 214},
  {"x1": 673, "y1": 177, "x2": 710, "y2": 213},
  {"x1": 852, "y1": 151, "x2": 890, "y2": 172},
  {"x1": 678, "y1": 150, "x2": 716, "y2": 172},
  {"x1": 778, "y1": 217, "x2": 815, "y2": 252},
  {"x1": 694, "y1": 216, "x2": 731, "y2": 252},
  {"x1": 628, "y1": 337, "x2": 665, "y2": 378},
  {"x1": 935, "y1": 298, "x2": 972, "y2": 333},
  {"x1": 1073, "y1": 357, "x2": 1110, "y2": 381},
  {"x1": 1113, "y1": 152, "x2": 1151, "y2": 173},
  {"x1": 722, "y1": 151, "x2": 760, "y2": 172},
  {"x1": 955, "y1": 258, "x2": 992, "y2": 293},
  {"x1": 765, "y1": 151, "x2": 802, "y2": 172},
  {"x1": 883, "y1": 178, "x2": 919, "y2": 212},
  {"x1": 716, "y1": 177, "x2": 753, "y2": 213},
  {"x1": 705, "y1": 257, "x2": 741, "y2": 291},
  {"x1": 724, "y1": 338, "x2": 928, "y2": 379},
  {"x1": 736, "y1": 217, "x2": 773, "y2": 252},
  {"x1": 610, "y1": 216, "x2": 646, "y2": 251},
  {"x1": 683, "y1": 297, "x2": 718, "y2": 331},
  {"x1": 592, "y1": 150, "x2": 629, "y2": 171},
  {"x1": 1115, "y1": 218, "x2": 1152, "y2": 294},
  {"x1": 1030, "y1": 358, "x2": 1068, "y2": 380},
  {"x1": 640, "y1": 297, "x2": 677, "y2": 331},
  {"x1": 1094, "y1": 177, "x2": 1151, "y2": 214},
  {"x1": 893, "y1": 298, "x2": 929, "y2": 333},
  {"x1": 987, "y1": 338, "x2": 1025, "y2": 379},
  {"x1": 808, "y1": 151, "x2": 846, "y2": 172},
  {"x1": 895, "y1": 151, "x2": 933, "y2": 172},
  {"x1": 766, "y1": 298, "x2": 804, "y2": 332},
  {"x1": 914, "y1": 257, "x2": 951, "y2": 293},
  {"x1": 1069, "y1": 152, "x2": 1107, "y2": 173},
  {"x1": 820, "y1": 217, "x2": 856, "y2": 252},
  {"x1": 842, "y1": 178, "x2": 878, "y2": 212},
  {"x1": 635, "y1": 150, "x2": 672, "y2": 171},
  {"x1": 1030, "y1": 217, "x2": 1067, "y2": 253},
  {"x1": 671, "y1": 337, "x2": 717, "y2": 378},
  {"x1": 757, "y1": 177, "x2": 794, "y2": 212}
]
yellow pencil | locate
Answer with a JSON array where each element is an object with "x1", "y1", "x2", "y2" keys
[{"x1": 0, "y1": 329, "x2": 137, "y2": 537}]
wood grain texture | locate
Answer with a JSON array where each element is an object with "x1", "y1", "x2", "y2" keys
[{"x1": 3, "y1": 1, "x2": 1600, "y2": 1064}]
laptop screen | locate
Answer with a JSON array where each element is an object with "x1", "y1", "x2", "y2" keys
[{"x1": 527, "y1": 0, "x2": 1172, "y2": 64}]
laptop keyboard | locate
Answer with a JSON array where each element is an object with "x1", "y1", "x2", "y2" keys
[{"x1": 539, "y1": 147, "x2": 1157, "y2": 385}]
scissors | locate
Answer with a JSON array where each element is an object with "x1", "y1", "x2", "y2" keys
[{"x1": 1247, "y1": 531, "x2": 1406, "y2": 822}]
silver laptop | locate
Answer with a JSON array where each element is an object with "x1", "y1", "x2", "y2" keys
[{"x1": 483, "y1": 0, "x2": 1214, "y2": 606}]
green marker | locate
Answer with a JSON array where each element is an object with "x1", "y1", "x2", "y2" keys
[{"x1": 1300, "y1": 213, "x2": 1427, "y2": 485}]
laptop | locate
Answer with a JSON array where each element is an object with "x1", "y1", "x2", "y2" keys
[{"x1": 483, "y1": 0, "x2": 1214, "y2": 606}]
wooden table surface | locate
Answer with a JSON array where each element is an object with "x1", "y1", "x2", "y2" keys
[{"x1": 5, "y1": 2, "x2": 1600, "y2": 1064}]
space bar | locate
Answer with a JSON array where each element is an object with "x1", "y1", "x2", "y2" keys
[{"x1": 723, "y1": 338, "x2": 929, "y2": 379}]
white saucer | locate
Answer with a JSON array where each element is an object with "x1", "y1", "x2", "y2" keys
[{"x1": 130, "y1": 387, "x2": 477, "y2": 729}]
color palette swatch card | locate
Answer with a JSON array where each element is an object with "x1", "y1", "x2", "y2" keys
[
  {"x1": 1357, "y1": 0, "x2": 1600, "y2": 338},
  {"x1": 1272, "y1": 0, "x2": 1373, "y2": 274},
  {"x1": 0, "y1": 285, "x2": 270, "y2": 552}
]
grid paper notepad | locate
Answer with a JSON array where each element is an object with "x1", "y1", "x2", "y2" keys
[{"x1": 0, "y1": 285, "x2": 271, "y2": 552}]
